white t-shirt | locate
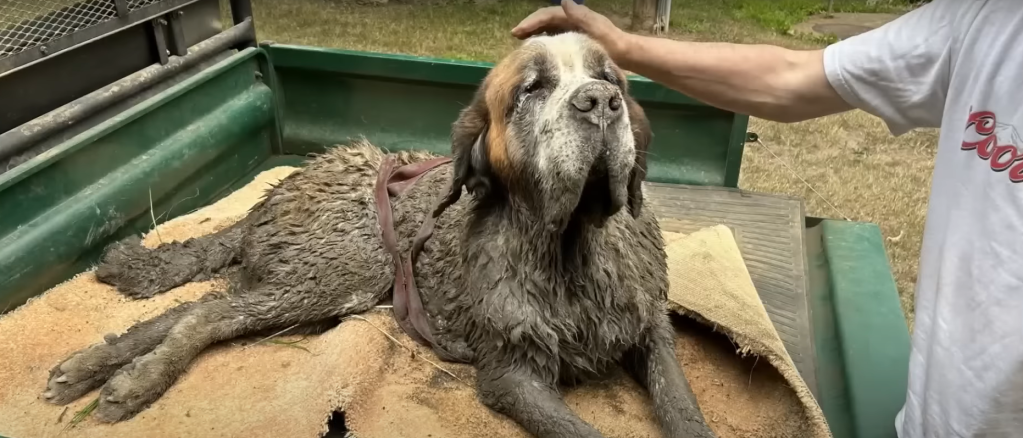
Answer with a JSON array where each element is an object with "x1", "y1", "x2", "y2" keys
[{"x1": 823, "y1": 0, "x2": 1023, "y2": 436}]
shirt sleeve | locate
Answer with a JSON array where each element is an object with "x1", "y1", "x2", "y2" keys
[{"x1": 822, "y1": 0, "x2": 966, "y2": 136}]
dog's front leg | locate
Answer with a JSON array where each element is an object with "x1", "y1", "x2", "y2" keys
[
  {"x1": 477, "y1": 366, "x2": 603, "y2": 438},
  {"x1": 623, "y1": 326, "x2": 717, "y2": 438}
]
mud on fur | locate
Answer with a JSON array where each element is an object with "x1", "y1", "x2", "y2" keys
[{"x1": 42, "y1": 32, "x2": 717, "y2": 438}]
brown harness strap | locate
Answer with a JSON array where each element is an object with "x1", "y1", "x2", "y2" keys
[{"x1": 374, "y1": 154, "x2": 453, "y2": 353}]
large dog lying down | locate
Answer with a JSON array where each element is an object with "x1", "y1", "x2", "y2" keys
[{"x1": 41, "y1": 32, "x2": 717, "y2": 438}]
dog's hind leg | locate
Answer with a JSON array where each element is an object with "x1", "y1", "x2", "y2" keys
[
  {"x1": 89, "y1": 281, "x2": 382, "y2": 423},
  {"x1": 95, "y1": 220, "x2": 247, "y2": 299},
  {"x1": 41, "y1": 293, "x2": 219, "y2": 405}
]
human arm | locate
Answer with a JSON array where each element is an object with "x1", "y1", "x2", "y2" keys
[
  {"x1": 513, "y1": 0, "x2": 963, "y2": 132},
  {"x1": 611, "y1": 37, "x2": 850, "y2": 124},
  {"x1": 512, "y1": 1, "x2": 852, "y2": 124}
]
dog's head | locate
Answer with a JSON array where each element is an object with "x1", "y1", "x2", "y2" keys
[{"x1": 439, "y1": 32, "x2": 652, "y2": 231}]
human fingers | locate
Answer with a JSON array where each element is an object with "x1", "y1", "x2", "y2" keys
[
  {"x1": 561, "y1": 0, "x2": 587, "y2": 21},
  {"x1": 511, "y1": 6, "x2": 571, "y2": 39},
  {"x1": 563, "y1": 1, "x2": 622, "y2": 43}
]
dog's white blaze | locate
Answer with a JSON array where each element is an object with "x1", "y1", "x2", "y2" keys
[
  {"x1": 524, "y1": 32, "x2": 635, "y2": 185},
  {"x1": 525, "y1": 33, "x2": 603, "y2": 178}
]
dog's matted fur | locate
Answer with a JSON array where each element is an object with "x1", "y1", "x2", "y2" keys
[{"x1": 40, "y1": 32, "x2": 717, "y2": 438}]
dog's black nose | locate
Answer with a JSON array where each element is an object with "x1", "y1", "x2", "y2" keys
[{"x1": 570, "y1": 82, "x2": 622, "y2": 122}]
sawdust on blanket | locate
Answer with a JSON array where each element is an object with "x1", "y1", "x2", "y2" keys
[{"x1": 0, "y1": 166, "x2": 829, "y2": 438}]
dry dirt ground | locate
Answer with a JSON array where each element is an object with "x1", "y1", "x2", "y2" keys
[{"x1": 236, "y1": 0, "x2": 933, "y2": 328}]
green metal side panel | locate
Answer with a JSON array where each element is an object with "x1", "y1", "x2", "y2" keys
[
  {"x1": 264, "y1": 44, "x2": 748, "y2": 188},
  {"x1": 0, "y1": 48, "x2": 277, "y2": 312},
  {"x1": 809, "y1": 218, "x2": 911, "y2": 438},
  {"x1": 807, "y1": 219, "x2": 855, "y2": 438}
]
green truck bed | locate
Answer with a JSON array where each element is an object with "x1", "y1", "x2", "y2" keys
[{"x1": 0, "y1": 12, "x2": 910, "y2": 438}]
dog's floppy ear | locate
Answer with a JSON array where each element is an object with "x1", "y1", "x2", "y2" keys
[
  {"x1": 435, "y1": 90, "x2": 494, "y2": 215},
  {"x1": 625, "y1": 95, "x2": 652, "y2": 218}
]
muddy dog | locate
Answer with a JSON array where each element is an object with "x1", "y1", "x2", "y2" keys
[{"x1": 41, "y1": 32, "x2": 717, "y2": 438}]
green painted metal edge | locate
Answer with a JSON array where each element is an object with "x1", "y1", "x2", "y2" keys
[
  {"x1": 0, "y1": 87, "x2": 274, "y2": 310},
  {"x1": 723, "y1": 113, "x2": 749, "y2": 188},
  {"x1": 253, "y1": 45, "x2": 287, "y2": 154},
  {"x1": 0, "y1": 47, "x2": 264, "y2": 192},
  {"x1": 806, "y1": 218, "x2": 854, "y2": 438},
  {"x1": 264, "y1": 43, "x2": 726, "y2": 109},
  {"x1": 821, "y1": 219, "x2": 911, "y2": 438},
  {"x1": 0, "y1": 48, "x2": 277, "y2": 312}
]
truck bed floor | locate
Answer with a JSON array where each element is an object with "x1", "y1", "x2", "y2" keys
[{"x1": 646, "y1": 182, "x2": 817, "y2": 398}]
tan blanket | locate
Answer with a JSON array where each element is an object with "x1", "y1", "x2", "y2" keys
[{"x1": 0, "y1": 166, "x2": 831, "y2": 438}]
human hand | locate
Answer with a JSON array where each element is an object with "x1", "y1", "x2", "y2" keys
[{"x1": 511, "y1": 0, "x2": 624, "y2": 52}]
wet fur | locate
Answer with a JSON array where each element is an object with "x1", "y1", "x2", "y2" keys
[{"x1": 42, "y1": 33, "x2": 716, "y2": 438}]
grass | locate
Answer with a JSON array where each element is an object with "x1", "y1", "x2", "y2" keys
[
  {"x1": 241, "y1": 0, "x2": 932, "y2": 327},
  {"x1": 60, "y1": 396, "x2": 98, "y2": 433}
]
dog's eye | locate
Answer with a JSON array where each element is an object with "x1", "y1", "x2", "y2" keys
[
  {"x1": 602, "y1": 69, "x2": 620, "y2": 86},
  {"x1": 523, "y1": 79, "x2": 542, "y2": 94}
]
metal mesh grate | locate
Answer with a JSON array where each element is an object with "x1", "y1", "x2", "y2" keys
[
  {"x1": 0, "y1": 0, "x2": 119, "y2": 59},
  {"x1": 128, "y1": 0, "x2": 161, "y2": 11}
]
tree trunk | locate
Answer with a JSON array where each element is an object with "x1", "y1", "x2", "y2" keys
[{"x1": 630, "y1": 0, "x2": 657, "y2": 33}]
